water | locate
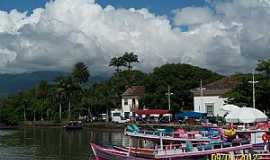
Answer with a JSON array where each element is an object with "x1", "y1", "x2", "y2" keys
[{"x1": 0, "y1": 127, "x2": 129, "y2": 160}]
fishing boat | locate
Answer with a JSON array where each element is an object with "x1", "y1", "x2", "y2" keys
[
  {"x1": 64, "y1": 121, "x2": 83, "y2": 130},
  {"x1": 90, "y1": 141, "x2": 253, "y2": 160},
  {"x1": 125, "y1": 124, "x2": 219, "y2": 143}
]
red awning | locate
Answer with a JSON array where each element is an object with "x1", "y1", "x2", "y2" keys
[{"x1": 134, "y1": 109, "x2": 169, "y2": 115}]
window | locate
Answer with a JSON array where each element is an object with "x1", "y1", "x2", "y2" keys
[
  {"x1": 206, "y1": 103, "x2": 214, "y2": 115},
  {"x1": 124, "y1": 99, "x2": 128, "y2": 105},
  {"x1": 112, "y1": 113, "x2": 121, "y2": 117}
]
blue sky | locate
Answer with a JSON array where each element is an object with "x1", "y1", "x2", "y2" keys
[{"x1": 0, "y1": 0, "x2": 207, "y2": 15}]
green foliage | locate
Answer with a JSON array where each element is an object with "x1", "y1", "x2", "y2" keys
[
  {"x1": 225, "y1": 73, "x2": 270, "y2": 112},
  {"x1": 256, "y1": 59, "x2": 270, "y2": 78},
  {"x1": 0, "y1": 105, "x2": 20, "y2": 125},
  {"x1": 122, "y1": 52, "x2": 139, "y2": 70},
  {"x1": 109, "y1": 52, "x2": 139, "y2": 72},
  {"x1": 109, "y1": 57, "x2": 127, "y2": 72},
  {"x1": 0, "y1": 61, "x2": 223, "y2": 124},
  {"x1": 72, "y1": 62, "x2": 90, "y2": 84},
  {"x1": 142, "y1": 63, "x2": 223, "y2": 111}
]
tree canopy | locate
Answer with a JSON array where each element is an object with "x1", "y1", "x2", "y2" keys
[
  {"x1": 2, "y1": 55, "x2": 270, "y2": 124},
  {"x1": 256, "y1": 59, "x2": 270, "y2": 78}
]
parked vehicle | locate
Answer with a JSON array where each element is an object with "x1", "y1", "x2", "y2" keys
[
  {"x1": 98, "y1": 113, "x2": 107, "y2": 122},
  {"x1": 111, "y1": 110, "x2": 129, "y2": 123}
]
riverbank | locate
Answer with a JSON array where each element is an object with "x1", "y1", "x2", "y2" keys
[
  {"x1": 19, "y1": 121, "x2": 127, "y2": 129},
  {"x1": 0, "y1": 122, "x2": 18, "y2": 129},
  {"x1": 16, "y1": 121, "x2": 203, "y2": 131}
]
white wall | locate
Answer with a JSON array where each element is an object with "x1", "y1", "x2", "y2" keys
[
  {"x1": 194, "y1": 96, "x2": 227, "y2": 116},
  {"x1": 121, "y1": 97, "x2": 140, "y2": 117}
]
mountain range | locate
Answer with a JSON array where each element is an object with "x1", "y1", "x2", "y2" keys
[{"x1": 0, "y1": 71, "x2": 109, "y2": 96}]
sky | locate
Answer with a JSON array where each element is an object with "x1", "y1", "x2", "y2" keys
[{"x1": 0, "y1": 0, "x2": 270, "y2": 75}]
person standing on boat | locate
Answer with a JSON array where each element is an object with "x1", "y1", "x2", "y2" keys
[{"x1": 262, "y1": 129, "x2": 270, "y2": 152}]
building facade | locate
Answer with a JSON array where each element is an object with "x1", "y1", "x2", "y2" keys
[
  {"x1": 192, "y1": 77, "x2": 239, "y2": 117},
  {"x1": 121, "y1": 86, "x2": 145, "y2": 118}
]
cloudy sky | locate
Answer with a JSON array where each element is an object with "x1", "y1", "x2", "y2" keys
[{"x1": 0, "y1": 0, "x2": 270, "y2": 75}]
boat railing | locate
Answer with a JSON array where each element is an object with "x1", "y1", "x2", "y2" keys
[
  {"x1": 154, "y1": 144, "x2": 184, "y2": 154},
  {"x1": 154, "y1": 140, "x2": 251, "y2": 157}
]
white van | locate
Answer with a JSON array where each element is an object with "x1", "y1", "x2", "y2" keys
[{"x1": 111, "y1": 109, "x2": 129, "y2": 123}]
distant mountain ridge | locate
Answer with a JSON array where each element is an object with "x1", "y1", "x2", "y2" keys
[{"x1": 0, "y1": 71, "x2": 109, "y2": 96}]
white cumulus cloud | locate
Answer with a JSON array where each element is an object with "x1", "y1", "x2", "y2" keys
[{"x1": 0, "y1": 0, "x2": 269, "y2": 75}]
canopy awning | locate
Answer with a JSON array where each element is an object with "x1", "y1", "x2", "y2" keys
[
  {"x1": 135, "y1": 109, "x2": 169, "y2": 115},
  {"x1": 225, "y1": 107, "x2": 268, "y2": 123}
]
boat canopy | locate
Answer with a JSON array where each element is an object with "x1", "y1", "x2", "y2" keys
[{"x1": 175, "y1": 112, "x2": 207, "y2": 120}]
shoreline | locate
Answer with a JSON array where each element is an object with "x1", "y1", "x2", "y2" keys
[
  {"x1": 1, "y1": 121, "x2": 205, "y2": 131},
  {"x1": 18, "y1": 121, "x2": 127, "y2": 129},
  {"x1": 0, "y1": 121, "x2": 204, "y2": 131}
]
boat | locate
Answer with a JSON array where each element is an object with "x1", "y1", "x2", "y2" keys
[
  {"x1": 90, "y1": 141, "x2": 254, "y2": 160},
  {"x1": 91, "y1": 123, "x2": 270, "y2": 159},
  {"x1": 64, "y1": 121, "x2": 83, "y2": 130},
  {"x1": 125, "y1": 124, "x2": 221, "y2": 144}
]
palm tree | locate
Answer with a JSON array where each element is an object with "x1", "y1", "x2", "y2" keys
[
  {"x1": 122, "y1": 52, "x2": 139, "y2": 71},
  {"x1": 56, "y1": 76, "x2": 80, "y2": 120},
  {"x1": 256, "y1": 59, "x2": 270, "y2": 78},
  {"x1": 36, "y1": 81, "x2": 49, "y2": 120},
  {"x1": 72, "y1": 62, "x2": 90, "y2": 84},
  {"x1": 109, "y1": 57, "x2": 127, "y2": 72}
]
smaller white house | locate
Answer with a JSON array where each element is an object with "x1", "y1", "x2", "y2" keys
[
  {"x1": 121, "y1": 86, "x2": 145, "y2": 118},
  {"x1": 192, "y1": 77, "x2": 239, "y2": 117}
]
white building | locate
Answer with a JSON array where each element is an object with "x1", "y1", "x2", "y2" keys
[
  {"x1": 192, "y1": 77, "x2": 239, "y2": 117},
  {"x1": 121, "y1": 86, "x2": 145, "y2": 118}
]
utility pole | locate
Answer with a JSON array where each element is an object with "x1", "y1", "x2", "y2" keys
[
  {"x1": 248, "y1": 71, "x2": 259, "y2": 109},
  {"x1": 165, "y1": 85, "x2": 173, "y2": 122}
]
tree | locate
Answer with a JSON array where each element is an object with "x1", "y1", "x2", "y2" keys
[
  {"x1": 256, "y1": 59, "x2": 270, "y2": 78},
  {"x1": 72, "y1": 62, "x2": 90, "y2": 84},
  {"x1": 109, "y1": 57, "x2": 127, "y2": 72},
  {"x1": 143, "y1": 63, "x2": 223, "y2": 111},
  {"x1": 55, "y1": 76, "x2": 80, "y2": 120},
  {"x1": 122, "y1": 52, "x2": 139, "y2": 71},
  {"x1": 224, "y1": 73, "x2": 270, "y2": 112}
]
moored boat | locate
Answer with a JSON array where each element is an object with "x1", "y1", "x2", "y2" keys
[
  {"x1": 64, "y1": 121, "x2": 83, "y2": 130},
  {"x1": 125, "y1": 124, "x2": 216, "y2": 143},
  {"x1": 90, "y1": 141, "x2": 254, "y2": 160}
]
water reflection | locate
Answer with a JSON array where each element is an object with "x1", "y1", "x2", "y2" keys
[{"x1": 0, "y1": 127, "x2": 129, "y2": 160}]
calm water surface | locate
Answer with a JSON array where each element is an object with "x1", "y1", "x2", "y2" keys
[{"x1": 0, "y1": 127, "x2": 129, "y2": 160}]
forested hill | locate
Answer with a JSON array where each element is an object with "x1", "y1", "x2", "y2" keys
[
  {"x1": 0, "y1": 71, "x2": 108, "y2": 96},
  {"x1": 0, "y1": 71, "x2": 65, "y2": 96}
]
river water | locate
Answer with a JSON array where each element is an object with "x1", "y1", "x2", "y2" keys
[{"x1": 0, "y1": 127, "x2": 129, "y2": 160}]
